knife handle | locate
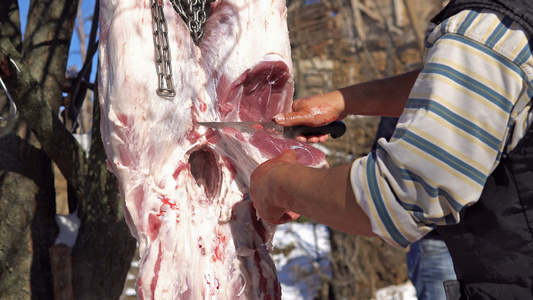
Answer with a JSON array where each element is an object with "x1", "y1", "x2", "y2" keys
[{"x1": 286, "y1": 121, "x2": 346, "y2": 139}]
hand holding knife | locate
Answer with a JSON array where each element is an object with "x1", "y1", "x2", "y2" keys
[{"x1": 196, "y1": 120, "x2": 346, "y2": 140}]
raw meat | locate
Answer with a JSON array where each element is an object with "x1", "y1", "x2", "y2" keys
[{"x1": 98, "y1": 0, "x2": 327, "y2": 299}]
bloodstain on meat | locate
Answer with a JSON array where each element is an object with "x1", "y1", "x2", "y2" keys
[
  {"x1": 148, "y1": 212, "x2": 162, "y2": 241},
  {"x1": 137, "y1": 277, "x2": 144, "y2": 300},
  {"x1": 222, "y1": 156, "x2": 237, "y2": 179},
  {"x1": 198, "y1": 237, "x2": 206, "y2": 255},
  {"x1": 211, "y1": 230, "x2": 227, "y2": 262},
  {"x1": 150, "y1": 244, "x2": 163, "y2": 297},
  {"x1": 172, "y1": 162, "x2": 189, "y2": 180},
  {"x1": 187, "y1": 129, "x2": 202, "y2": 143}
]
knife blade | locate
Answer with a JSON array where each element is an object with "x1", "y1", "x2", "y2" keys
[{"x1": 196, "y1": 120, "x2": 346, "y2": 139}]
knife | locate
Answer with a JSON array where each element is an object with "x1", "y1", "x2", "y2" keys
[{"x1": 196, "y1": 120, "x2": 346, "y2": 139}]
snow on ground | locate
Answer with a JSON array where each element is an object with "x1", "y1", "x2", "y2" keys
[
  {"x1": 54, "y1": 210, "x2": 80, "y2": 249},
  {"x1": 373, "y1": 282, "x2": 417, "y2": 300},
  {"x1": 273, "y1": 222, "x2": 416, "y2": 300},
  {"x1": 272, "y1": 222, "x2": 331, "y2": 299}
]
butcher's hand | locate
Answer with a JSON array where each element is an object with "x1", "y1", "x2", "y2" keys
[
  {"x1": 274, "y1": 91, "x2": 345, "y2": 143},
  {"x1": 250, "y1": 150, "x2": 301, "y2": 224}
]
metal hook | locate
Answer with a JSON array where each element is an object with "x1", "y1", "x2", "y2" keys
[{"x1": 0, "y1": 58, "x2": 19, "y2": 121}]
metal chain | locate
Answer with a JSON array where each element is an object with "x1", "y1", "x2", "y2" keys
[
  {"x1": 150, "y1": 0, "x2": 176, "y2": 98},
  {"x1": 170, "y1": 0, "x2": 208, "y2": 45},
  {"x1": 149, "y1": 0, "x2": 209, "y2": 97}
]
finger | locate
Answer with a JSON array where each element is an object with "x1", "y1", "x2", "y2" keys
[
  {"x1": 257, "y1": 209, "x2": 286, "y2": 224},
  {"x1": 274, "y1": 111, "x2": 315, "y2": 126},
  {"x1": 291, "y1": 97, "x2": 312, "y2": 111},
  {"x1": 281, "y1": 211, "x2": 300, "y2": 223},
  {"x1": 318, "y1": 134, "x2": 329, "y2": 143},
  {"x1": 276, "y1": 149, "x2": 298, "y2": 163},
  {"x1": 295, "y1": 136, "x2": 307, "y2": 143},
  {"x1": 275, "y1": 106, "x2": 340, "y2": 127},
  {"x1": 263, "y1": 211, "x2": 300, "y2": 225},
  {"x1": 295, "y1": 134, "x2": 330, "y2": 143},
  {"x1": 306, "y1": 136, "x2": 320, "y2": 143},
  {"x1": 277, "y1": 98, "x2": 318, "y2": 126}
]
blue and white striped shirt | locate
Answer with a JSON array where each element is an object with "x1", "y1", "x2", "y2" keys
[{"x1": 351, "y1": 9, "x2": 533, "y2": 248}]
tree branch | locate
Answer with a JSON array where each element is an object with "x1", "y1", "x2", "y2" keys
[
  {"x1": 71, "y1": 0, "x2": 100, "y2": 119},
  {"x1": 23, "y1": 0, "x2": 80, "y2": 115},
  {"x1": 0, "y1": 0, "x2": 22, "y2": 52},
  {"x1": 0, "y1": 38, "x2": 87, "y2": 185}
]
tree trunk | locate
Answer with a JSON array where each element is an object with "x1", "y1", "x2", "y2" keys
[
  {"x1": 0, "y1": 1, "x2": 57, "y2": 298},
  {"x1": 0, "y1": 1, "x2": 136, "y2": 299},
  {"x1": 0, "y1": 148, "x2": 57, "y2": 300},
  {"x1": 70, "y1": 87, "x2": 136, "y2": 300},
  {"x1": 328, "y1": 230, "x2": 408, "y2": 299}
]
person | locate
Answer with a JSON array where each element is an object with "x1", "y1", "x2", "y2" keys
[
  {"x1": 373, "y1": 117, "x2": 456, "y2": 300},
  {"x1": 249, "y1": 0, "x2": 533, "y2": 298}
]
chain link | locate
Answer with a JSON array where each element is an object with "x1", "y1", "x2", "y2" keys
[
  {"x1": 151, "y1": 0, "x2": 176, "y2": 98},
  {"x1": 170, "y1": 0, "x2": 208, "y2": 44},
  {"x1": 149, "y1": 0, "x2": 209, "y2": 98}
]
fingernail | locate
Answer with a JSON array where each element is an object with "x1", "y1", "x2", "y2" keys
[
  {"x1": 274, "y1": 114, "x2": 285, "y2": 123},
  {"x1": 280, "y1": 213, "x2": 293, "y2": 224}
]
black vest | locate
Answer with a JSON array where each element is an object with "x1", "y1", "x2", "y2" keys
[
  {"x1": 436, "y1": 122, "x2": 533, "y2": 298},
  {"x1": 432, "y1": 0, "x2": 533, "y2": 38},
  {"x1": 432, "y1": 1, "x2": 533, "y2": 298}
]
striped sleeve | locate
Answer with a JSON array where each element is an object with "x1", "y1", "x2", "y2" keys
[{"x1": 351, "y1": 9, "x2": 533, "y2": 248}]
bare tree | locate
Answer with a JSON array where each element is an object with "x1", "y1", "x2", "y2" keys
[{"x1": 0, "y1": 1, "x2": 136, "y2": 299}]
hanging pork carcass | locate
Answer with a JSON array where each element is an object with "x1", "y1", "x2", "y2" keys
[{"x1": 98, "y1": 0, "x2": 329, "y2": 298}]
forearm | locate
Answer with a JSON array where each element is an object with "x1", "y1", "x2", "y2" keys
[
  {"x1": 338, "y1": 69, "x2": 421, "y2": 117},
  {"x1": 273, "y1": 163, "x2": 376, "y2": 237}
]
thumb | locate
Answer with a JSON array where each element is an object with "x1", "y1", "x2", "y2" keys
[
  {"x1": 276, "y1": 149, "x2": 298, "y2": 164},
  {"x1": 280, "y1": 211, "x2": 300, "y2": 223},
  {"x1": 274, "y1": 111, "x2": 315, "y2": 126}
]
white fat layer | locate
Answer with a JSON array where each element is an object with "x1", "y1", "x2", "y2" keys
[{"x1": 98, "y1": 0, "x2": 326, "y2": 298}]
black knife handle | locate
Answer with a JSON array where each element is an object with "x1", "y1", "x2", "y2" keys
[{"x1": 285, "y1": 121, "x2": 346, "y2": 139}]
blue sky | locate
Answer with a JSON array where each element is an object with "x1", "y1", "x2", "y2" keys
[{"x1": 18, "y1": 0, "x2": 98, "y2": 81}]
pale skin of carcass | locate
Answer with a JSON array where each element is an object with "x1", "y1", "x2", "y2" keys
[{"x1": 249, "y1": 69, "x2": 421, "y2": 236}]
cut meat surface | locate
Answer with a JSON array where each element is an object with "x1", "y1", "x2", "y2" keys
[
  {"x1": 216, "y1": 60, "x2": 292, "y2": 122},
  {"x1": 98, "y1": 0, "x2": 327, "y2": 299}
]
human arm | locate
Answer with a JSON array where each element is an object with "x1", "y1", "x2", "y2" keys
[
  {"x1": 250, "y1": 150, "x2": 376, "y2": 237},
  {"x1": 340, "y1": 69, "x2": 421, "y2": 116},
  {"x1": 251, "y1": 10, "x2": 533, "y2": 249},
  {"x1": 277, "y1": 69, "x2": 420, "y2": 123},
  {"x1": 274, "y1": 69, "x2": 420, "y2": 142},
  {"x1": 346, "y1": 16, "x2": 533, "y2": 247}
]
